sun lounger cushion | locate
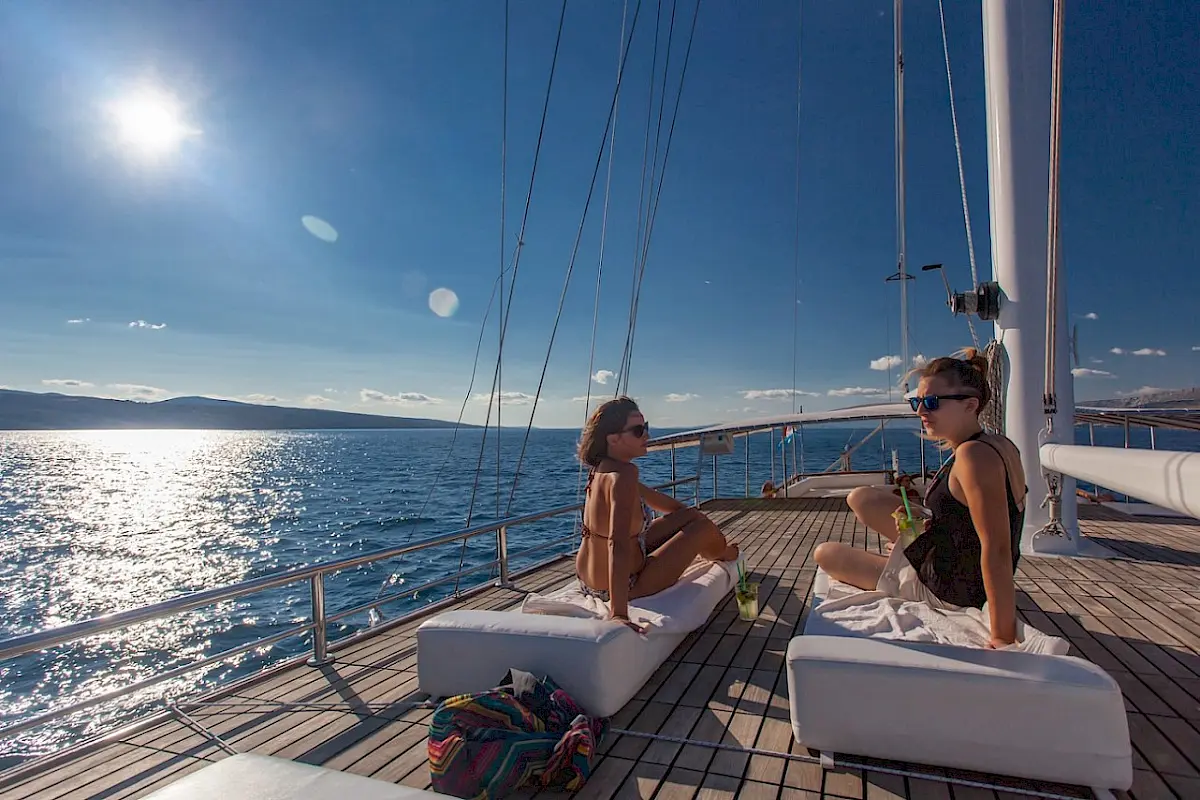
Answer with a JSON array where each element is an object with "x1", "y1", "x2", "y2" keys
[
  {"x1": 143, "y1": 753, "x2": 452, "y2": 799},
  {"x1": 418, "y1": 559, "x2": 735, "y2": 717},
  {"x1": 789, "y1": 572, "x2": 1133, "y2": 790}
]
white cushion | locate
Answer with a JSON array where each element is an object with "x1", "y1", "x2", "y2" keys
[
  {"x1": 786, "y1": 635, "x2": 1132, "y2": 791},
  {"x1": 418, "y1": 611, "x2": 682, "y2": 718},
  {"x1": 418, "y1": 561, "x2": 733, "y2": 717},
  {"x1": 143, "y1": 753, "x2": 451, "y2": 799}
]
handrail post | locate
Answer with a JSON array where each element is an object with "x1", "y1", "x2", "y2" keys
[
  {"x1": 307, "y1": 574, "x2": 333, "y2": 666},
  {"x1": 670, "y1": 445, "x2": 677, "y2": 499},
  {"x1": 496, "y1": 526, "x2": 513, "y2": 588},
  {"x1": 712, "y1": 455, "x2": 718, "y2": 500}
]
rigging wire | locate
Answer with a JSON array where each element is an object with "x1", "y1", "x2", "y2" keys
[
  {"x1": 497, "y1": 0, "x2": 509, "y2": 518},
  {"x1": 618, "y1": 0, "x2": 703, "y2": 393},
  {"x1": 936, "y1": 0, "x2": 980, "y2": 350},
  {"x1": 791, "y1": 0, "x2": 804, "y2": 414},
  {"x1": 366, "y1": 3, "x2": 567, "y2": 610},
  {"x1": 578, "y1": 0, "x2": 631, "y2": 509},
  {"x1": 504, "y1": 0, "x2": 648, "y2": 516},
  {"x1": 466, "y1": 0, "x2": 571, "y2": 529},
  {"x1": 618, "y1": 0, "x2": 663, "y2": 397}
]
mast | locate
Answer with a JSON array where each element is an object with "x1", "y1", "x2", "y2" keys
[
  {"x1": 981, "y1": 0, "x2": 1078, "y2": 554},
  {"x1": 893, "y1": 0, "x2": 910, "y2": 392}
]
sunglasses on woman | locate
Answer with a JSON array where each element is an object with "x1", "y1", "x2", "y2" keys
[
  {"x1": 907, "y1": 394, "x2": 976, "y2": 412},
  {"x1": 622, "y1": 422, "x2": 650, "y2": 438}
]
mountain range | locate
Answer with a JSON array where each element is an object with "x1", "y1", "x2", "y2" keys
[{"x1": 0, "y1": 390, "x2": 474, "y2": 431}]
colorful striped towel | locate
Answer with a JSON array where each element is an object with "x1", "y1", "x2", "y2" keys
[{"x1": 427, "y1": 669, "x2": 608, "y2": 799}]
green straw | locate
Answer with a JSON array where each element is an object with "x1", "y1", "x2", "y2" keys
[
  {"x1": 900, "y1": 479, "x2": 914, "y2": 524},
  {"x1": 736, "y1": 559, "x2": 746, "y2": 592}
]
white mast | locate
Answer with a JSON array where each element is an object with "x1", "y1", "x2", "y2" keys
[
  {"x1": 894, "y1": 0, "x2": 910, "y2": 391},
  {"x1": 981, "y1": 0, "x2": 1078, "y2": 554}
]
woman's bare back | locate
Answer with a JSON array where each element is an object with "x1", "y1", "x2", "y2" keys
[{"x1": 575, "y1": 463, "x2": 646, "y2": 591}]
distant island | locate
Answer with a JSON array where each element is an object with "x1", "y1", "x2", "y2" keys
[
  {"x1": 0, "y1": 390, "x2": 477, "y2": 431},
  {"x1": 1080, "y1": 387, "x2": 1200, "y2": 410}
]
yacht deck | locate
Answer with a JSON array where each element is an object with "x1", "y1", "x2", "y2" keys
[{"x1": 2, "y1": 498, "x2": 1199, "y2": 800}]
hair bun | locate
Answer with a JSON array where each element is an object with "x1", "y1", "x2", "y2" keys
[{"x1": 959, "y1": 347, "x2": 987, "y2": 373}]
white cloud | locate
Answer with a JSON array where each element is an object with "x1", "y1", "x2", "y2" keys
[
  {"x1": 1083, "y1": 312, "x2": 1099, "y2": 320},
  {"x1": 323, "y1": 388, "x2": 341, "y2": 394},
  {"x1": 740, "y1": 388, "x2": 820, "y2": 401},
  {"x1": 1193, "y1": 346, "x2": 1200, "y2": 352},
  {"x1": 1110, "y1": 348, "x2": 1125, "y2": 355},
  {"x1": 42, "y1": 378, "x2": 93, "y2": 388},
  {"x1": 472, "y1": 391, "x2": 534, "y2": 406},
  {"x1": 362, "y1": 389, "x2": 444, "y2": 405},
  {"x1": 870, "y1": 355, "x2": 902, "y2": 371},
  {"x1": 108, "y1": 383, "x2": 168, "y2": 399},
  {"x1": 244, "y1": 394, "x2": 283, "y2": 404},
  {"x1": 664, "y1": 393, "x2": 699, "y2": 403},
  {"x1": 304, "y1": 395, "x2": 335, "y2": 406},
  {"x1": 911, "y1": 353, "x2": 928, "y2": 368},
  {"x1": 129, "y1": 320, "x2": 167, "y2": 330},
  {"x1": 1132, "y1": 348, "x2": 1167, "y2": 356},
  {"x1": 1071, "y1": 368, "x2": 1114, "y2": 378},
  {"x1": 828, "y1": 387, "x2": 887, "y2": 398},
  {"x1": 1089, "y1": 357, "x2": 1104, "y2": 364},
  {"x1": 569, "y1": 395, "x2": 595, "y2": 403},
  {"x1": 66, "y1": 318, "x2": 90, "y2": 324},
  {"x1": 592, "y1": 369, "x2": 615, "y2": 385}
]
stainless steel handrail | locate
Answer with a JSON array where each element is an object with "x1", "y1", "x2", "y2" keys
[{"x1": 0, "y1": 475, "x2": 700, "y2": 742}]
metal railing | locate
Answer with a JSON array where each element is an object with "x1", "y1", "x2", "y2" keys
[{"x1": 0, "y1": 475, "x2": 700, "y2": 742}]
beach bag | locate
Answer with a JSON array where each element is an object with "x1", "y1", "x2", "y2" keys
[{"x1": 427, "y1": 668, "x2": 609, "y2": 799}]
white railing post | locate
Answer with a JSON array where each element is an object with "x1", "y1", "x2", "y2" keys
[{"x1": 307, "y1": 574, "x2": 333, "y2": 666}]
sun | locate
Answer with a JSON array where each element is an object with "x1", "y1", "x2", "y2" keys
[{"x1": 107, "y1": 87, "x2": 197, "y2": 159}]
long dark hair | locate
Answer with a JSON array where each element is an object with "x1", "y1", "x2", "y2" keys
[{"x1": 577, "y1": 396, "x2": 639, "y2": 468}]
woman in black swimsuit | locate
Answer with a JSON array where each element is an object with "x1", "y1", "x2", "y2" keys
[
  {"x1": 813, "y1": 349, "x2": 1026, "y2": 648},
  {"x1": 576, "y1": 397, "x2": 739, "y2": 634}
]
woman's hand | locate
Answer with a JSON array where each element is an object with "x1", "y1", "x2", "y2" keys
[{"x1": 610, "y1": 613, "x2": 647, "y2": 636}]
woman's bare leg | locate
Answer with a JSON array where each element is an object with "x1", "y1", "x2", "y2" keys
[
  {"x1": 846, "y1": 486, "x2": 905, "y2": 543},
  {"x1": 812, "y1": 542, "x2": 888, "y2": 592},
  {"x1": 632, "y1": 514, "x2": 739, "y2": 598}
]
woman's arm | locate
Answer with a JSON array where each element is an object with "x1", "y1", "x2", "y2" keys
[
  {"x1": 607, "y1": 467, "x2": 641, "y2": 621},
  {"x1": 639, "y1": 483, "x2": 687, "y2": 514},
  {"x1": 955, "y1": 442, "x2": 1018, "y2": 646}
]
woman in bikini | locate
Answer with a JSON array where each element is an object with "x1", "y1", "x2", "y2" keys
[
  {"x1": 576, "y1": 397, "x2": 740, "y2": 634},
  {"x1": 813, "y1": 349, "x2": 1027, "y2": 649}
]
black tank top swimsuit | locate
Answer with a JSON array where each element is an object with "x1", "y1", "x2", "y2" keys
[{"x1": 902, "y1": 431, "x2": 1026, "y2": 609}]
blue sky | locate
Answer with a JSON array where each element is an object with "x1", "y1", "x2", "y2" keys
[{"x1": 1, "y1": 0, "x2": 1196, "y2": 429}]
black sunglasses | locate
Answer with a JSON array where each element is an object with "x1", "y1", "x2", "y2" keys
[
  {"x1": 908, "y1": 394, "x2": 976, "y2": 412},
  {"x1": 621, "y1": 422, "x2": 650, "y2": 438}
]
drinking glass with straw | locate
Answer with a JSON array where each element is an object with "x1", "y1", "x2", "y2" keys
[{"x1": 735, "y1": 558, "x2": 758, "y2": 621}]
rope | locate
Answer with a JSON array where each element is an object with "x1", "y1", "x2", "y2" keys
[
  {"x1": 608, "y1": 729, "x2": 1091, "y2": 800},
  {"x1": 937, "y1": 0, "x2": 979, "y2": 350},
  {"x1": 981, "y1": 338, "x2": 1006, "y2": 436}
]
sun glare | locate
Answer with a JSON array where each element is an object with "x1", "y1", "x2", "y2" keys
[{"x1": 107, "y1": 87, "x2": 196, "y2": 159}]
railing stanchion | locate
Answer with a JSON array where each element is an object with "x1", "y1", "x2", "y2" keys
[
  {"x1": 497, "y1": 526, "x2": 513, "y2": 588},
  {"x1": 307, "y1": 574, "x2": 333, "y2": 667},
  {"x1": 671, "y1": 445, "x2": 677, "y2": 500}
]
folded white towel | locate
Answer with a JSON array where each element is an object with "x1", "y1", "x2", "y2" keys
[
  {"x1": 520, "y1": 558, "x2": 738, "y2": 635},
  {"x1": 811, "y1": 575, "x2": 1070, "y2": 656}
]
